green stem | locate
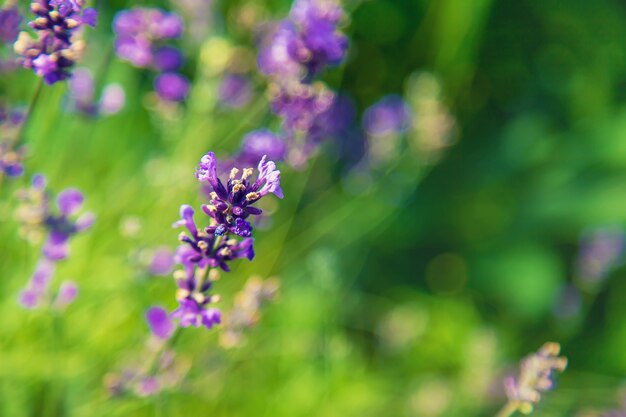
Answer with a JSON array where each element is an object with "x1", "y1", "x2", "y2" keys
[
  {"x1": 15, "y1": 78, "x2": 44, "y2": 146},
  {"x1": 495, "y1": 401, "x2": 519, "y2": 417}
]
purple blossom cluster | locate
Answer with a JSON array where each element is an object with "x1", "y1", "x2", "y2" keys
[
  {"x1": 363, "y1": 95, "x2": 411, "y2": 138},
  {"x1": 15, "y1": 174, "x2": 94, "y2": 309},
  {"x1": 0, "y1": 5, "x2": 22, "y2": 44},
  {"x1": 0, "y1": 105, "x2": 26, "y2": 179},
  {"x1": 68, "y1": 67, "x2": 125, "y2": 116},
  {"x1": 113, "y1": 7, "x2": 189, "y2": 103},
  {"x1": 258, "y1": 0, "x2": 348, "y2": 81},
  {"x1": 14, "y1": 0, "x2": 97, "y2": 84},
  {"x1": 218, "y1": 74, "x2": 253, "y2": 109},
  {"x1": 503, "y1": 342, "x2": 567, "y2": 414},
  {"x1": 255, "y1": 0, "x2": 349, "y2": 167},
  {"x1": 0, "y1": 5, "x2": 23, "y2": 72},
  {"x1": 170, "y1": 152, "x2": 283, "y2": 330}
]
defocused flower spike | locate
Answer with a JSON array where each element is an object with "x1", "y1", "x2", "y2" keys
[
  {"x1": 15, "y1": 174, "x2": 94, "y2": 310},
  {"x1": 498, "y1": 342, "x2": 567, "y2": 416}
]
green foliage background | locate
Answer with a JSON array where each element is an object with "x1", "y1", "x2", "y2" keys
[{"x1": 1, "y1": 0, "x2": 625, "y2": 416}]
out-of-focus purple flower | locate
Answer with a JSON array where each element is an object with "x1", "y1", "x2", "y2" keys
[
  {"x1": 41, "y1": 187, "x2": 94, "y2": 261},
  {"x1": 0, "y1": 6, "x2": 22, "y2": 44},
  {"x1": 0, "y1": 106, "x2": 26, "y2": 179},
  {"x1": 238, "y1": 129, "x2": 287, "y2": 165},
  {"x1": 100, "y1": 84, "x2": 126, "y2": 115},
  {"x1": 16, "y1": 175, "x2": 94, "y2": 310},
  {"x1": 149, "y1": 247, "x2": 175, "y2": 275},
  {"x1": 68, "y1": 68, "x2": 125, "y2": 116},
  {"x1": 54, "y1": 280, "x2": 78, "y2": 308},
  {"x1": 153, "y1": 46, "x2": 183, "y2": 71},
  {"x1": 258, "y1": 0, "x2": 347, "y2": 80},
  {"x1": 0, "y1": 141, "x2": 25, "y2": 178},
  {"x1": 577, "y1": 227, "x2": 625, "y2": 285},
  {"x1": 257, "y1": 22, "x2": 302, "y2": 79},
  {"x1": 14, "y1": 0, "x2": 97, "y2": 84},
  {"x1": 18, "y1": 259, "x2": 55, "y2": 309},
  {"x1": 218, "y1": 74, "x2": 253, "y2": 109},
  {"x1": 146, "y1": 306, "x2": 175, "y2": 339},
  {"x1": 269, "y1": 80, "x2": 334, "y2": 134},
  {"x1": 113, "y1": 7, "x2": 183, "y2": 69},
  {"x1": 137, "y1": 377, "x2": 160, "y2": 397},
  {"x1": 154, "y1": 72, "x2": 189, "y2": 102},
  {"x1": 363, "y1": 95, "x2": 411, "y2": 137},
  {"x1": 504, "y1": 342, "x2": 567, "y2": 414},
  {"x1": 288, "y1": 0, "x2": 348, "y2": 77}
]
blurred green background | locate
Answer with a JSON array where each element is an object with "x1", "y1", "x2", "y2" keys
[{"x1": 1, "y1": 0, "x2": 626, "y2": 416}]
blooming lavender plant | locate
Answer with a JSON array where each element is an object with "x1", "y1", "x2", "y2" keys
[
  {"x1": 254, "y1": 0, "x2": 349, "y2": 167},
  {"x1": 15, "y1": 174, "x2": 94, "y2": 309},
  {"x1": 170, "y1": 151, "x2": 283, "y2": 329},
  {"x1": 258, "y1": 0, "x2": 348, "y2": 81},
  {"x1": 14, "y1": 0, "x2": 97, "y2": 84},
  {"x1": 113, "y1": 7, "x2": 189, "y2": 103},
  {"x1": 497, "y1": 342, "x2": 567, "y2": 417}
]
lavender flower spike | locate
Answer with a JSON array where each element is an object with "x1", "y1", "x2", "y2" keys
[
  {"x1": 14, "y1": 0, "x2": 98, "y2": 84},
  {"x1": 196, "y1": 151, "x2": 282, "y2": 237},
  {"x1": 503, "y1": 342, "x2": 567, "y2": 415}
]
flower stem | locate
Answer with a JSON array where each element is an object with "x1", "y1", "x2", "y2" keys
[
  {"x1": 495, "y1": 401, "x2": 519, "y2": 417},
  {"x1": 15, "y1": 78, "x2": 44, "y2": 146}
]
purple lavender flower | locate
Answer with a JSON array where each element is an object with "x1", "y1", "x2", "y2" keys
[
  {"x1": 16, "y1": 175, "x2": 94, "y2": 310},
  {"x1": 14, "y1": 0, "x2": 97, "y2": 84},
  {"x1": 257, "y1": 22, "x2": 303, "y2": 79},
  {"x1": 174, "y1": 205, "x2": 255, "y2": 271},
  {"x1": 258, "y1": 0, "x2": 347, "y2": 80},
  {"x1": 54, "y1": 280, "x2": 78, "y2": 308},
  {"x1": 238, "y1": 129, "x2": 287, "y2": 166},
  {"x1": 363, "y1": 95, "x2": 411, "y2": 137},
  {"x1": 196, "y1": 151, "x2": 283, "y2": 236},
  {"x1": 18, "y1": 259, "x2": 55, "y2": 309},
  {"x1": 577, "y1": 227, "x2": 625, "y2": 285},
  {"x1": 99, "y1": 84, "x2": 126, "y2": 115},
  {"x1": 113, "y1": 8, "x2": 183, "y2": 69},
  {"x1": 153, "y1": 46, "x2": 184, "y2": 72},
  {"x1": 0, "y1": 106, "x2": 26, "y2": 179},
  {"x1": 171, "y1": 298, "x2": 221, "y2": 329},
  {"x1": 169, "y1": 151, "x2": 283, "y2": 331},
  {"x1": 154, "y1": 72, "x2": 189, "y2": 102},
  {"x1": 503, "y1": 342, "x2": 567, "y2": 414},
  {"x1": 269, "y1": 80, "x2": 334, "y2": 134},
  {"x1": 218, "y1": 74, "x2": 253, "y2": 109},
  {"x1": 288, "y1": 0, "x2": 348, "y2": 77},
  {"x1": 0, "y1": 6, "x2": 22, "y2": 44},
  {"x1": 42, "y1": 187, "x2": 94, "y2": 261},
  {"x1": 68, "y1": 67, "x2": 125, "y2": 116},
  {"x1": 146, "y1": 306, "x2": 175, "y2": 339},
  {"x1": 149, "y1": 247, "x2": 175, "y2": 276}
]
